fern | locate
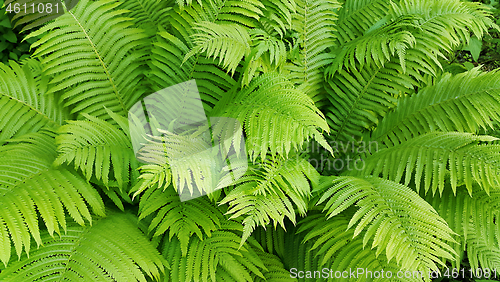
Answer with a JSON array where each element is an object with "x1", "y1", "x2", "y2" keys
[
  {"x1": 118, "y1": 0, "x2": 172, "y2": 35},
  {"x1": 357, "y1": 132, "x2": 500, "y2": 194},
  {"x1": 160, "y1": 221, "x2": 267, "y2": 282},
  {"x1": 314, "y1": 175, "x2": 457, "y2": 272},
  {"x1": 0, "y1": 212, "x2": 165, "y2": 281},
  {"x1": 258, "y1": 0, "x2": 296, "y2": 37},
  {"x1": 334, "y1": 0, "x2": 390, "y2": 47},
  {"x1": 295, "y1": 213, "x2": 425, "y2": 281},
  {"x1": 220, "y1": 154, "x2": 318, "y2": 245},
  {"x1": 185, "y1": 22, "x2": 252, "y2": 75},
  {"x1": 329, "y1": 15, "x2": 418, "y2": 73},
  {"x1": 149, "y1": 30, "x2": 236, "y2": 112},
  {"x1": 0, "y1": 60, "x2": 69, "y2": 144},
  {"x1": 324, "y1": 0, "x2": 496, "y2": 142},
  {"x1": 212, "y1": 73, "x2": 332, "y2": 160},
  {"x1": 137, "y1": 184, "x2": 222, "y2": 256},
  {"x1": 0, "y1": 0, "x2": 499, "y2": 279},
  {"x1": 0, "y1": 129, "x2": 105, "y2": 265},
  {"x1": 372, "y1": 68, "x2": 500, "y2": 146},
  {"x1": 286, "y1": 0, "x2": 340, "y2": 105},
  {"x1": 26, "y1": 0, "x2": 149, "y2": 120},
  {"x1": 324, "y1": 61, "x2": 418, "y2": 141},
  {"x1": 54, "y1": 110, "x2": 138, "y2": 189},
  {"x1": 425, "y1": 184, "x2": 500, "y2": 270}
]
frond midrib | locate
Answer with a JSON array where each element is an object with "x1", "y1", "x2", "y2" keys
[
  {"x1": 0, "y1": 165, "x2": 49, "y2": 198},
  {"x1": 373, "y1": 88, "x2": 500, "y2": 142},
  {"x1": 229, "y1": 99, "x2": 320, "y2": 136},
  {"x1": 366, "y1": 141, "x2": 499, "y2": 170},
  {"x1": 0, "y1": 92, "x2": 58, "y2": 127},
  {"x1": 331, "y1": 67, "x2": 381, "y2": 142},
  {"x1": 67, "y1": 9, "x2": 128, "y2": 115},
  {"x1": 59, "y1": 227, "x2": 90, "y2": 278}
]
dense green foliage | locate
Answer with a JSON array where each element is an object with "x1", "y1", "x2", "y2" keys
[
  {"x1": 0, "y1": 0, "x2": 31, "y2": 63},
  {"x1": 0, "y1": 0, "x2": 500, "y2": 281}
]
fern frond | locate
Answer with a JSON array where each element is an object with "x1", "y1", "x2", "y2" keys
[
  {"x1": 252, "y1": 225, "x2": 287, "y2": 259},
  {"x1": 324, "y1": 0, "x2": 496, "y2": 142},
  {"x1": 168, "y1": 0, "x2": 264, "y2": 41},
  {"x1": 466, "y1": 228, "x2": 500, "y2": 272},
  {"x1": 0, "y1": 212, "x2": 165, "y2": 281},
  {"x1": 324, "y1": 61, "x2": 418, "y2": 142},
  {"x1": 0, "y1": 130, "x2": 105, "y2": 265},
  {"x1": 132, "y1": 163, "x2": 171, "y2": 197},
  {"x1": 137, "y1": 184, "x2": 222, "y2": 256},
  {"x1": 118, "y1": 0, "x2": 173, "y2": 35},
  {"x1": 54, "y1": 111, "x2": 138, "y2": 189},
  {"x1": 252, "y1": 249, "x2": 295, "y2": 282},
  {"x1": 213, "y1": 73, "x2": 332, "y2": 161},
  {"x1": 377, "y1": 0, "x2": 496, "y2": 76},
  {"x1": 238, "y1": 28, "x2": 288, "y2": 87},
  {"x1": 425, "y1": 185, "x2": 500, "y2": 270},
  {"x1": 0, "y1": 61, "x2": 69, "y2": 143},
  {"x1": 26, "y1": 0, "x2": 149, "y2": 120},
  {"x1": 332, "y1": 0, "x2": 486, "y2": 75},
  {"x1": 150, "y1": 0, "x2": 267, "y2": 111},
  {"x1": 372, "y1": 68, "x2": 500, "y2": 147},
  {"x1": 295, "y1": 212, "x2": 427, "y2": 281},
  {"x1": 149, "y1": 30, "x2": 236, "y2": 112},
  {"x1": 185, "y1": 22, "x2": 251, "y2": 75},
  {"x1": 392, "y1": 0, "x2": 497, "y2": 45},
  {"x1": 329, "y1": 16, "x2": 418, "y2": 74},
  {"x1": 174, "y1": 0, "x2": 202, "y2": 10},
  {"x1": 357, "y1": 132, "x2": 500, "y2": 195},
  {"x1": 131, "y1": 117, "x2": 247, "y2": 198},
  {"x1": 315, "y1": 175, "x2": 457, "y2": 271},
  {"x1": 334, "y1": 0, "x2": 390, "y2": 47},
  {"x1": 161, "y1": 221, "x2": 266, "y2": 282},
  {"x1": 258, "y1": 0, "x2": 296, "y2": 37},
  {"x1": 220, "y1": 155, "x2": 318, "y2": 246},
  {"x1": 286, "y1": 0, "x2": 340, "y2": 105}
]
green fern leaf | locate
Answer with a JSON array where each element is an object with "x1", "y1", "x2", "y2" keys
[
  {"x1": 137, "y1": 184, "x2": 222, "y2": 256},
  {"x1": 372, "y1": 68, "x2": 500, "y2": 147},
  {"x1": 213, "y1": 73, "x2": 332, "y2": 160},
  {"x1": 334, "y1": 0, "x2": 390, "y2": 47},
  {"x1": 295, "y1": 212, "x2": 427, "y2": 281},
  {"x1": 185, "y1": 22, "x2": 251, "y2": 75},
  {"x1": 358, "y1": 132, "x2": 500, "y2": 195},
  {"x1": 26, "y1": 0, "x2": 149, "y2": 120},
  {"x1": 0, "y1": 212, "x2": 165, "y2": 281},
  {"x1": 315, "y1": 175, "x2": 457, "y2": 271},
  {"x1": 221, "y1": 155, "x2": 318, "y2": 246},
  {"x1": 54, "y1": 112, "x2": 138, "y2": 189},
  {"x1": 258, "y1": 0, "x2": 296, "y2": 38},
  {"x1": 150, "y1": 0, "x2": 266, "y2": 111},
  {"x1": 324, "y1": 61, "x2": 417, "y2": 141},
  {"x1": 0, "y1": 60, "x2": 69, "y2": 144},
  {"x1": 150, "y1": 30, "x2": 236, "y2": 112},
  {"x1": 161, "y1": 221, "x2": 266, "y2": 282},
  {"x1": 286, "y1": 0, "x2": 340, "y2": 105},
  {"x1": 425, "y1": 184, "x2": 500, "y2": 271},
  {"x1": 0, "y1": 130, "x2": 105, "y2": 265},
  {"x1": 118, "y1": 0, "x2": 172, "y2": 35}
]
